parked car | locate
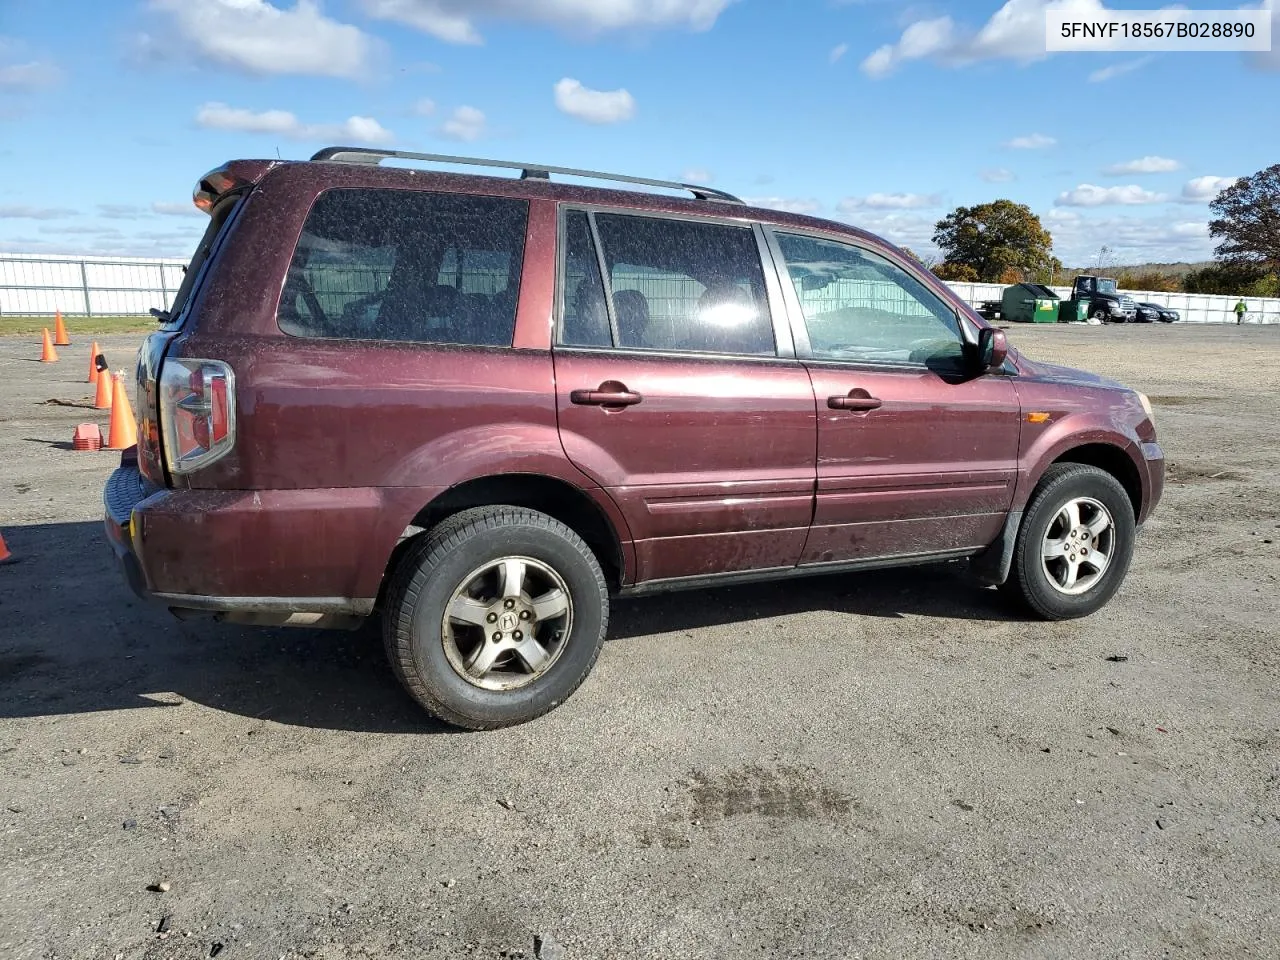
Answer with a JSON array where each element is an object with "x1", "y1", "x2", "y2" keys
[
  {"x1": 103, "y1": 149, "x2": 1166, "y2": 729},
  {"x1": 1137, "y1": 302, "x2": 1180, "y2": 323}
]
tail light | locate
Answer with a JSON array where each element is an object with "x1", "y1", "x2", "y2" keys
[{"x1": 158, "y1": 359, "x2": 236, "y2": 474}]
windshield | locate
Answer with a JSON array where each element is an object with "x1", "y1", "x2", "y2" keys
[{"x1": 1097, "y1": 278, "x2": 1118, "y2": 295}]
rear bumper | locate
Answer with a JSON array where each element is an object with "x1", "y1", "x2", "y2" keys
[{"x1": 103, "y1": 464, "x2": 427, "y2": 621}]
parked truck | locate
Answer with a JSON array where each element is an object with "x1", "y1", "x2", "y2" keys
[{"x1": 1067, "y1": 275, "x2": 1137, "y2": 323}]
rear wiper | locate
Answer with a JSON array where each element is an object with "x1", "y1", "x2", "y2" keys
[{"x1": 149, "y1": 307, "x2": 170, "y2": 322}]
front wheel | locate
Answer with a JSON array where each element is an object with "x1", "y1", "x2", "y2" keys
[
  {"x1": 383, "y1": 506, "x2": 609, "y2": 729},
  {"x1": 1001, "y1": 464, "x2": 1136, "y2": 620}
]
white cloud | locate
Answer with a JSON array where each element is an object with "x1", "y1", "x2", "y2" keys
[
  {"x1": 839, "y1": 193, "x2": 941, "y2": 211},
  {"x1": 682, "y1": 168, "x2": 713, "y2": 184},
  {"x1": 829, "y1": 42, "x2": 849, "y2": 64},
  {"x1": 1056, "y1": 183, "x2": 1168, "y2": 206},
  {"x1": 152, "y1": 201, "x2": 203, "y2": 217},
  {"x1": 1105, "y1": 156, "x2": 1182, "y2": 175},
  {"x1": 0, "y1": 204, "x2": 76, "y2": 219},
  {"x1": 1180, "y1": 175, "x2": 1238, "y2": 203},
  {"x1": 0, "y1": 60, "x2": 60, "y2": 89},
  {"x1": 1004, "y1": 133, "x2": 1056, "y2": 149},
  {"x1": 195, "y1": 103, "x2": 394, "y2": 144},
  {"x1": 98, "y1": 204, "x2": 148, "y2": 220},
  {"x1": 440, "y1": 105, "x2": 486, "y2": 141},
  {"x1": 743, "y1": 197, "x2": 822, "y2": 215},
  {"x1": 150, "y1": 0, "x2": 374, "y2": 78},
  {"x1": 1089, "y1": 55, "x2": 1152, "y2": 82},
  {"x1": 834, "y1": 209, "x2": 941, "y2": 255},
  {"x1": 1251, "y1": 0, "x2": 1279, "y2": 71},
  {"x1": 1045, "y1": 210, "x2": 1214, "y2": 263},
  {"x1": 861, "y1": 0, "x2": 1111, "y2": 77},
  {"x1": 553, "y1": 78, "x2": 636, "y2": 124},
  {"x1": 981, "y1": 168, "x2": 1016, "y2": 183},
  {"x1": 39, "y1": 225, "x2": 125, "y2": 236},
  {"x1": 412, "y1": 98, "x2": 437, "y2": 116},
  {"x1": 360, "y1": 0, "x2": 736, "y2": 44}
]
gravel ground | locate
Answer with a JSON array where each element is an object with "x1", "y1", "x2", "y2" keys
[{"x1": 1, "y1": 324, "x2": 1278, "y2": 960}]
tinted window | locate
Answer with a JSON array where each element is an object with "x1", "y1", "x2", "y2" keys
[
  {"x1": 278, "y1": 189, "x2": 527, "y2": 346},
  {"x1": 560, "y1": 211, "x2": 611, "y2": 347},
  {"x1": 592, "y1": 214, "x2": 774, "y2": 356},
  {"x1": 776, "y1": 234, "x2": 965, "y2": 367}
]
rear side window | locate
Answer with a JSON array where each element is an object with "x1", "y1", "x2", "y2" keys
[
  {"x1": 278, "y1": 189, "x2": 528, "y2": 347},
  {"x1": 560, "y1": 211, "x2": 611, "y2": 347},
  {"x1": 559, "y1": 211, "x2": 775, "y2": 357}
]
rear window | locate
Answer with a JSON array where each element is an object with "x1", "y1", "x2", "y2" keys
[{"x1": 278, "y1": 188, "x2": 528, "y2": 347}]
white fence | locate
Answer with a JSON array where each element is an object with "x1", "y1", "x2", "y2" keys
[
  {"x1": 947, "y1": 281, "x2": 1280, "y2": 325},
  {"x1": 0, "y1": 254, "x2": 186, "y2": 317},
  {"x1": 1, "y1": 253, "x2": 1277, "y2": 325}
]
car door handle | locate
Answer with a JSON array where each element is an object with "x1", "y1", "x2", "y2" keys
[
  {"x1": 571, "y1": 383, "x2": 643, "y2": 407},
  {"x1": 828, "y1": 391, "x2": 882, "y2": 411}
]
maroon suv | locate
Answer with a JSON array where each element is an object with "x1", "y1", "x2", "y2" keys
[{"x1": 104, "y1": 148, "x2": 1165, "y2": 729}]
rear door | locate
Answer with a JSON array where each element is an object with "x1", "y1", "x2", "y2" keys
[
  {"x1": 552, "y1": 208, "x2": 817, "y2": 585},
  {"x1": 767, "y1": 230, "x2": 1021, "y2": 565}
]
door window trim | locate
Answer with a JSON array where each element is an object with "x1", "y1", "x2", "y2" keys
[
  {"x1": 553, "y1": 203, "x2": 796, "y2": 362},
  {"x1": 762, "y1": 225, "x2": 980, "y2": 371}
]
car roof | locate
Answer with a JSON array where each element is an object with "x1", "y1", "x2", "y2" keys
[{"x1": 229, "y1": 155, "x2": 902, "y2": 255}]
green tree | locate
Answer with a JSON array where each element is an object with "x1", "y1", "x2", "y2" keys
[
  {"x1": 1208, "y1": 164, "x2": 1280, "y2": 270},
  {"x1": 932, "y1": 200, "x2": 1057, "y2": 282},
  {"x1": 1183, "y1": 262, "x2": 1267, "y2": 295}
]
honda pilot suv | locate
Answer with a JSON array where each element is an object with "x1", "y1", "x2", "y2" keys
[{"x1": 104, "y1": 148, "x2": 1165, "y2": 729}]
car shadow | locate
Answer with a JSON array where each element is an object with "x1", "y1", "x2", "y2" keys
[{"x1": 0, "y1": 521, "x2": 1024, "y2": 734}]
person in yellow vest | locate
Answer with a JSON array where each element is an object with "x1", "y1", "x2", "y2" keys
[{"x1": 1234, "y1": 299, "x2": 1247, "y2": 324}]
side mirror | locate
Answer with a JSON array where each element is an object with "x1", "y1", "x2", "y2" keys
[{"x1": 977, "y1": 327, "x2": 1008, "y2": 371}]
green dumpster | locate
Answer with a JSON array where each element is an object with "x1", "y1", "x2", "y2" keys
[
  {"x1": 1000, "y1": 283, "x2": 1061, "y2": 323},
  {"x1": 1059, "y1": 299, "x2": 1089, "y2": 323}
]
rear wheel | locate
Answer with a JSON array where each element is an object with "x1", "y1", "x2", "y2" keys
[
  {"x1": 1001, "y1": 464, "x2": 1135, "y2": 620},
  {"x1": 383, "y1": 506, "x2": 609, "y2": 729}
]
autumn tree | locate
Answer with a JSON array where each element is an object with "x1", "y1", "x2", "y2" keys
[
  {"x1": 1208, "y1": 164, "x2": 1280, "y2": 271},
  {"x1": 931, "y1": 261, "x2": 979, "y2": 282},
  {"x1": 932, "y1": 200, "x2": 1057, "y2": 282}
]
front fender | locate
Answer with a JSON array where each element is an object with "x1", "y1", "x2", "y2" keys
[{"x1": 1014, "y1": 412, "x2": 1148, "y2": 513}]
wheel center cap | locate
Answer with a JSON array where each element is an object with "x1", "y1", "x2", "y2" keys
[{"x1": 497, "y1": 611, "x2": 519, "y2": 632}]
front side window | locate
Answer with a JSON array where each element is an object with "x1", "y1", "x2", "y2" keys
[
  {"x1": 278, "y1": 189, "x2": 528, "y2": 347},
  {"x1": 775, "y1": 233, "x2": 965, "y2": 367},
  {"x1": 562, "y1": 212, "x2": 775, "y2": 356}
]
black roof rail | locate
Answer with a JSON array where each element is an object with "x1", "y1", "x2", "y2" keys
[{"x1": 309, "y1": 147, "x2": 744, "y2": 204}]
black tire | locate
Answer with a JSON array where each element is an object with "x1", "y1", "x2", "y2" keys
[
  {"x1": 383, "y1": 506, "x2": 609, "y2": 729},
  {"x1": 1001, "y1": 463, "x2": 1136, "y2": 620},
  {"x1": 1090, "y1": 308, "x2": 1109, "y2": 324}
]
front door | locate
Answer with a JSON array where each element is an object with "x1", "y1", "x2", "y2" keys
[
  {"x1": 553, "y1": 209, "x2": 817, "y2": 584},
  {"x1": 768, "y1": 231, "x2": 1021, "y2": 565}
]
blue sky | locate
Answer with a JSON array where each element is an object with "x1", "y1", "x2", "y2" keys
[{"x1": 0, "y1": 0, "x2": 1276, "y2": 265}]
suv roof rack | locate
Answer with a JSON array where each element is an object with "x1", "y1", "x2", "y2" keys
[{"x1": 309, "y1": 147, "x2": 744, "y2": 204}]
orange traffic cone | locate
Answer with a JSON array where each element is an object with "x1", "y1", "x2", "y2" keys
[
  {"x1": 106, "y1": 373, "x2": 137, "y2": 450},
  {"x1": 94, "y1": 364, "x2": 113, "y2": 409},
  {"x1": 88, "y1": 341, "x2": 101, "y2": 384},
  {"x1": 54, "y1": 310, "x2": 71, "y2": 346},
  {"x1": 0, "y1": 530, "x2": 16, "y2": 565},
  {"x1": 40, "y1": 328, "x2": 59, "y2": 363}
]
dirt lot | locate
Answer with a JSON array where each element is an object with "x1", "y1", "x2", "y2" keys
[{"x1": 2, "y1": 324, "x2": 1278, "y2": 960}]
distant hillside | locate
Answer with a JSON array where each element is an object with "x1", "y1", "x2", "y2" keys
[{"x1": 1061, "y1": 261, "x2": 1213, "y2": 279}]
